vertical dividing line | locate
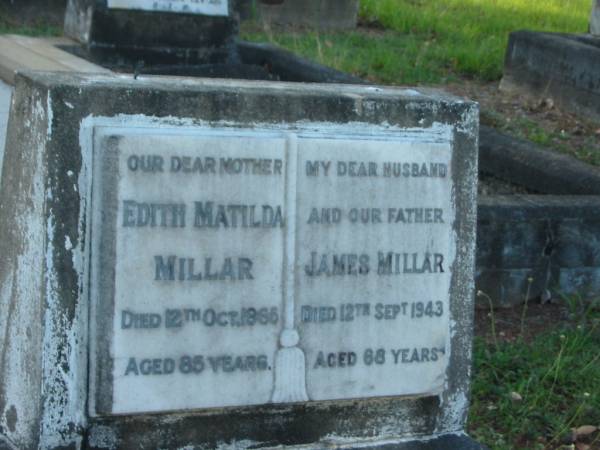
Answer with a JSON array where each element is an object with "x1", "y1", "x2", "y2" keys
[
  {"x1": 271, "y1": 132, "x2": 308, "y2": 403},
  {"x1": 284, "y1": 133, "x2": 298, "y2": 331}
]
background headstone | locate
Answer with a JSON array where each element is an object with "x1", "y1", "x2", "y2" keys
[
  {"x1": 591, "y1": 0, "x2": 600, "y2": 35},
  {"x1": 500, "y1": 30, "x2": 600, "y2": 121},
  {"x1": 64, "y1": 0, "x2": 243, "y2": 65},
  {"x1": 254, "y1": 0, "x2": 359, "y2": 29}
]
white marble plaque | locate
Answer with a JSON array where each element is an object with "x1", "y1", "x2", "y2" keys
[
  {"x1": 296, "y1": 137, "x2": 454, "y2": 401},
  {"x1": 107, "y1": 0, "x2": 229, "y2": 16},
  {"x1": 89, "y1": 123, "x2": 455, "y2": 415}
]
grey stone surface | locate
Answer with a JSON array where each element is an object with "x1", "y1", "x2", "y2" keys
[
  {"x1": 0, "y1": 435, "x2": 17, "y2": 450},
  {"x1": 0, "y1": 71, "x2": 478, "y2": 449},
  {"x1": 255, "y1": 0, "x2": 359, "y2": 30},
  {"x1": 477, "y1": 195, "x2": 600, "y2": 307},
  {"x1": 592, "y1": 0, "x2": 600, "y2": 35},
  {"x1": 500, "y1": 30, "x2": 600, "y2": 121},
  {"x1": 0, "y1": 80, "x2": 12, "y2": 183}
]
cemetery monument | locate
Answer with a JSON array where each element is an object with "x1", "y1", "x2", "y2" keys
[
  {"x1": 0, "y1": 1, "x2": 483, "y2": 448},
  {"x1": 253, "y1": 0, "x2": 360, "y2": 30},
  {"x1": 501, "y1": 1, "x2": 600, "y2": 120}
]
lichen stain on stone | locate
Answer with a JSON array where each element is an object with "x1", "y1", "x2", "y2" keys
[
  {"x1": 88, "y1": 425, "x2": 118, "y2": 449},
  {"x1": 5, "y1": 405, "x2": 17, "y2": 433}
]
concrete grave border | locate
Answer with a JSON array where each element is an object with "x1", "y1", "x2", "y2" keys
[
  {"x1": 0, "y1": 71, "x2": 480, "y2": 449},
  {"x1": 500, "y1": 30, "x2": 600, "y2": 122},
  {"x1": 476, "y1": 127, "x2": 600, "y2": 307}
]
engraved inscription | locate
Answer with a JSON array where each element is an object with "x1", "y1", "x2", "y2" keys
[
  {"x1": 295, "y1": 136, "x2": 454, "y2": 401},
  {"x1": 90, "y1": 125, "x2": 455, "y2": 415}
]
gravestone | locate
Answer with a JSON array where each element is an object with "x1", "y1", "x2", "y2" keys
[
  {"x1": 254, "y1": 0, "x2": 359, "y2": 30},
  {"x1": 592, "y1": 0, "x2": 600, "y2": 35},
  {"x1": 0, "y1": 71, "x2": 481, "y2": 449},
  {"x1": 60, "y1": 0, "x2": 366, "y2": 81},
  {"x1": 501, "y1": 0, "x2": 600, "y2": 122},
  {"x1": 64, "y1": 0, "x2": 242, "y2": 66},
  {"x1": 501, "y1": 30, "x2": 600, "y2": 121}
]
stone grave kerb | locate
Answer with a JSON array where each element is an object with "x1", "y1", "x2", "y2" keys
[{"x1": 0, "y1": 71, "x2": 479, "y2": 449}]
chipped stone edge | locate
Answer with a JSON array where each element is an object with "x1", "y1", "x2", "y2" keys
[{"x1": 38, "y1": 90, "x2": 89, "y2": 449}]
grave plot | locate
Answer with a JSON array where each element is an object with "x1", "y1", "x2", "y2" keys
[
  {"x1": 0, "y1": 71, "x2": 481, "y2": 449},
  {"x1": 0, "y1": 2, "x2": 597, "y2": 448}
]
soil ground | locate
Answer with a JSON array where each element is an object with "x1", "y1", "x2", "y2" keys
[
  {"x1": 445, "y1": 80, "x2": 600, "y2": 167},
  {"x1": 474, "y1": 301, "x2": 570, "y2": 343}
]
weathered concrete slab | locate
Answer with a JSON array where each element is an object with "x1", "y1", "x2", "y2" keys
[
  {"x1": 477, "y1": 195, "x2": 600, "y2": 307},
  {"x1": 500, "y1": 30, "x2": 600, "y2": 121},
  {"x1": 0, "y1": 71, "x2": 479, "y2": 449},
  {"x1": 476, "y1": 127, "x2": 600, "y2": 306},
  {"x1": 0, "y1": 35, "x2": 109, "y2": 84}
]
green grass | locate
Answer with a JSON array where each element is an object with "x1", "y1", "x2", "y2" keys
[
  {"x1": 468, "y1": 298, "x2": 600, "y2": 449},
  {"x1": 243, "y1": 0, "x2": 591, "y2": 84},
  {"x1": 242, "y1": 27, "x2": 461, "y2": 84},
  {"x1": 0, "y1": 25, "x2": 62, "y2": 36}
]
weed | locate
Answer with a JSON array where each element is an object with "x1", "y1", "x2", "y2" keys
[
  {"x1": 469, "y1": 297, "x2": 600, "y2": 449},
  {"x1": 561, "y1": 293, "x2": 600, "y2": 325},
  {"x1": 519, "y1": 277, "x2": 533, "y2": 338},
  {"x1": 477, "y1": 290, "x2": 499, "y2": 349}
]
